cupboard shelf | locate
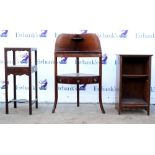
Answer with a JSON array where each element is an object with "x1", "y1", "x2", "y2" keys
[
  {"x1": 122, "y1": 74, "x2": 148, "y2": 78},
  {"x1": 115, "y1": 54, "x2": 152, "y2": 115}
]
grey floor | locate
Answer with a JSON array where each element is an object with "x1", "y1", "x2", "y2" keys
[{"x1": 0, "y1": 103, "x2": 155, "y2": 124}]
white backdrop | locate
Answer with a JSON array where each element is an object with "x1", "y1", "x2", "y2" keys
[{"x1": 0, "y1": 0, "x2": 155, "y2": 103}]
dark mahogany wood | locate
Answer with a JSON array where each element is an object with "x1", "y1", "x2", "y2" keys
[
  {"x1": 52, "y1": 33, "x2": 105, "y2": 113},
  {"x1": 4, "y1": 48, "x2": 38, "y2": 115},
  {"x1": 115, "y1": 54, "x2": 152, "y2": 115}
]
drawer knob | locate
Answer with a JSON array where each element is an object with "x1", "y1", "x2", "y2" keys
[
  {"x1": 94, "y1": 78, "x2": 97, "y2": 82},
  {"x1": 77, "y1": 80, "x2": 80, "y2": 83}
]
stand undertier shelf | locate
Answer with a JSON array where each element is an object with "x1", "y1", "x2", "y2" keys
[{"x1": 6, "y1": 65, "x2": 37, "y2": 75}]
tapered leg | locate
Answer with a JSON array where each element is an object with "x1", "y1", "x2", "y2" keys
[
  {"x1": 29, "y1": 74, "x2": 32, "y2": 115},
  {"x1": 52, "y1": 82, "x2": 58, "y2": 113},
  {"x1": 5, "y1": 74, "x2": 9, "y2": 114},
  {"x1": 99, "y1": 56, "x2": 105, "y2": 113},
  {"x1": 13, "y1": 75, "x2": 17, "y2": 108},
  {"x1": 35, "y1": 49, "x2": 38, "y2": 109},
  {"x1": 76, "y1": 57, "x2": 80, "y2": 107},
  {"x1": 99, "y1": 82, "x2": 105, "y2": 113},
  {"x1": 5, "y1": 50, "x2": 9, "y2": 114},
  {"x1": 35, "y1": 70, "x2": 38, "y2": 109},
  {"x1": 52, "y1": 56, "x2": 58, "y2": 113},
  {"x1": 13, "y1": 50, "x2": 17, "y2": 108},
  {"x1": 147, "y1": 107, "x2": 150, "y2": 115},
  {"x1": 118, "y1": 109, "x2": 121, "y2": 115},
  {"x1": 118, "y1": 103, "x2": 121, "y2": 114},
  {"x1": 77, "y1": 83, "x2": 79, "y2": 107}
]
